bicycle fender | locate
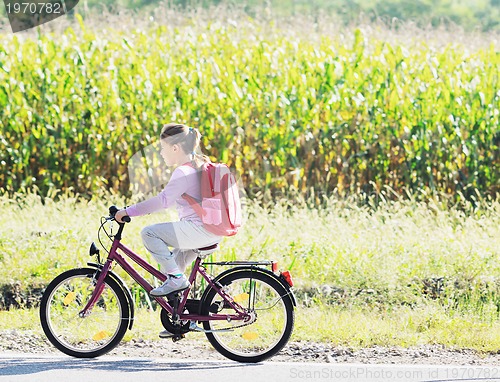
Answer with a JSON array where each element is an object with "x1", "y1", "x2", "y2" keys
[
  {"x1": 204, "y1": 266, "x2": 297, "y2": 307},
  {"x1": 87, "y1": 262, "x2": 135, "y2": 330}
]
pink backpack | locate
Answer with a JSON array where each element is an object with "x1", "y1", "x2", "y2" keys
[{"x1": 182, "y1": 162, "x2": 242, "y2": 236}]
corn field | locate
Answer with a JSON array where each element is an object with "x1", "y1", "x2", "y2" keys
[{"x1": 0, "y1": 14, "x2": 498, "y2": 199}]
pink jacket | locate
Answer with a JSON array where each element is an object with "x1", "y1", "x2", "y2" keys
[{"x1": 125, "y1": 165, "x2": 202, "y2": 225}]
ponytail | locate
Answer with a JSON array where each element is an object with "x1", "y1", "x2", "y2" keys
[{"x1": 192, "y1": 151, "x2": 211, "y2": 169}]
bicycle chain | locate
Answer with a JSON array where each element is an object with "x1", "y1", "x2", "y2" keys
[
  {"x1": 206, "y1": 311, "x2": 257, "y2": 332},
  {"x1": 172, "y1": 308, "x2": 257, "y2": 333}
]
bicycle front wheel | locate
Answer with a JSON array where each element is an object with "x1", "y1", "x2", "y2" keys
[
  {"x1": 40, "y1": 268, "x2": 130, "y2": 358},
  {"x1": 200, "y1": 269, "x2": 295, "y2": 363}
]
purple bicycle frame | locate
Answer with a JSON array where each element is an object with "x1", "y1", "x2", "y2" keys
[{"x1": 79, "y1": 239, "x2": 249, "y2": 323}]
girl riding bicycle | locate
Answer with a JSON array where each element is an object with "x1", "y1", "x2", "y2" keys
[
  {"x1": 115, "y1": 123, "x2": 221, "y2": 305},
  {"x1": 41, "y1": 123, "x2": 295, "y2": 359}
]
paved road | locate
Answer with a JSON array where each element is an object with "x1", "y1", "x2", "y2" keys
[{"x1": 1, "y1": 353, "x2": 500, "y2": 382}]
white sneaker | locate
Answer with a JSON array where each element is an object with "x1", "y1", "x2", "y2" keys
[{"x1": 150, "y1": 274, "x2": 190, "y2": 297}]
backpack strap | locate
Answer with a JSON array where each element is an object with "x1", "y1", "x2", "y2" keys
[
  {"x1": 180, "y1": 162, "x2": 205, "y2": 216},
  {"x1": 220, "y1": 174, "x2": 233, "y2": 229},
  {"x1": 182, "y1": 193, "x2": 205, "y2": 217},
  {"x1": 213, "y1": 164, "x2": 221, "y2": 193}
]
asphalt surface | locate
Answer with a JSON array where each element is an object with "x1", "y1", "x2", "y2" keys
[{"x1": 1, "y1": 353, "x2": 500, "y2": 382}]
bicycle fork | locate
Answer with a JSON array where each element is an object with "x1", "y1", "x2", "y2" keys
[{"x1": 78, "y1": 260, "x2": 113, "y2": 318}]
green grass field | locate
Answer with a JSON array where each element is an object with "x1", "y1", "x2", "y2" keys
[{"x1": 1, "y1": 190, "x2": 499, "y2": 351}]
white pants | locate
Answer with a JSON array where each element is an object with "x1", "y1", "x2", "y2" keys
[{"x1": 141, "y1": 220, "x2": 221, "y2": 275}]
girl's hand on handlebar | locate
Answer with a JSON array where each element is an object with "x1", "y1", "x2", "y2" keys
[{"x1": 115, "y1": 209, "x2": 129, "y2": 223}]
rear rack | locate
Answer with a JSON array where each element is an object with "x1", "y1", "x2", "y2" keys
[{"x1": 202, "y1": 261, "x2": 274, "y2": 267}]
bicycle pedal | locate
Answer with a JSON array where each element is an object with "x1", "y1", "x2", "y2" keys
[{"x1": 172, "y1": 334, "x2": 185, "y2": 342}]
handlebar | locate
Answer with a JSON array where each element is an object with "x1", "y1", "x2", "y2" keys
[{"x1": 109, "y1": 205, "x2": 131, "y2": 223}]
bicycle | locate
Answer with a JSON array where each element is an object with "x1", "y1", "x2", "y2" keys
[{"x1": 39, "y1": 206, "x2": 296, "y2": 363}]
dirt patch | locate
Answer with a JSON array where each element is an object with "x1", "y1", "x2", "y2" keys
[{"x1": 2, "y1": 329, "x2": 500, "y2": 365}]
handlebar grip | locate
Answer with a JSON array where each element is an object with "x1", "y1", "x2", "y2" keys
[
  {"x1": 109, "y1": 205, "x2": 131, "y2": 223},
  {"x1": 109, "y1": 205, "x2": 119, "y2": 216}
]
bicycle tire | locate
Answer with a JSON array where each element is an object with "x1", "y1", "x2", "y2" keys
[
  {"x1": 200, "y1": 269, "x2": 294, "y2": 363},
  {"x1": 40, "y1": 268, "x2": 130, "y2": 358}
]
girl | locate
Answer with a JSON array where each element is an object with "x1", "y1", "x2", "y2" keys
[{"x1": 115, "y1": 123, "x2": 221, "y2": 301}]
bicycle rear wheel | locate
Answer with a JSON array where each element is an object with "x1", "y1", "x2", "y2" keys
[
  {"x1": 200, "y1": 269, "x2": 294, "y2": 363},
  {"x1": 40, "y1": 268, "x2": 130, "y2": 358}
]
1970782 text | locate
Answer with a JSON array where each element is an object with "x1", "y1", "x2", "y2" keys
[{"x1": 5, "y1": 2, "x2": 62, "y2": 14}]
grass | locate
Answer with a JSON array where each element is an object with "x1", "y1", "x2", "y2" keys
[
  {"x1": 4, "y1": 304, "x2": 500, "y2": 353},
  {"x1": 0, "y1": 189, "x2": 499, "y2": 351},
  {"x1": 297, "y1": 305, "x2": 500, "y2": 352}
]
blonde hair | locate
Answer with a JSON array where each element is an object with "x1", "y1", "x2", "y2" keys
[{"x1": 160, "y1": 123, "x2": 211, "y2": 168}]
